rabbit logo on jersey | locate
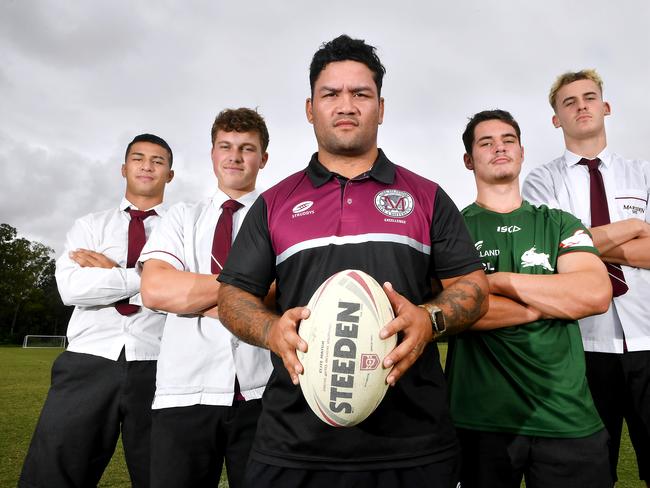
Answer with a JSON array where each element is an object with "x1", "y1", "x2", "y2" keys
[
  {"x1": 521, "y1": 246, "x2": 554, "y2": 272},
  {"x1": 374, "y1": 190, "x2": 414, "y2": 218}
]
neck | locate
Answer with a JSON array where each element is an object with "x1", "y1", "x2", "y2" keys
[
  {"x1": 564, "y1": 132, "x2": 607, "y2": 159},
  {"x1": 474, "y1": 179, "x2": 523, "y2": 213},
  {"x1": 218, "y1": 184, "x2": 253, "y2": 200},
  {"x1": 318, "y1": 147, "x2": 378, "y2": 179},
  {"x1": 125, "y1": 192, "x2": 163, "y2": 211}
]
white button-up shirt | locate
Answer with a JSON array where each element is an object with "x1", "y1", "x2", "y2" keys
[
  {"x1": 523, "y1": 149, "x2": 650, "y2": 353},
  {"x1": 139, "y1": 189, "x2": 272, "y2": 409},
  {"x1": 56, "y1": 198, "x2": 167, "y2": 361}
]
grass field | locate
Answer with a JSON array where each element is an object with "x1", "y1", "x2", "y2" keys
[{"x1": 0, "y1": 345, "x2": 643, "y2": 487}]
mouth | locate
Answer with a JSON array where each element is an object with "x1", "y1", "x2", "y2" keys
[
  {"x1": 491, "y1": 157, "x2": 511, "y2": 164},
  {"x1": 222, "y1": 166, "x2": 244, "y2": 172},
  {"x1": 334, "y1": 119, "x2": 358, "y2": 128},
  {"x1": 137, "y1": 175, "x2": 154, "y2": 182},
  {"x1": 576, "y1": 114, "x2": 592, "y2": 122}
]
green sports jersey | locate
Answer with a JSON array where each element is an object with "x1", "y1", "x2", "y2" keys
[{"x1": 446, "y1": 200, "x2": 603, "y2": 437}]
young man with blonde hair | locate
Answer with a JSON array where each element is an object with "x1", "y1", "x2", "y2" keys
[
  {"x1": 140, "y1": 108, "x2": 272, "y2": 488},
  {"x1": 523, "y1": 69, "x2": 650, "y2": 486}
]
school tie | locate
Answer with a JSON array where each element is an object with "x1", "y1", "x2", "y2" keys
[
  {"x1": 115, "y1": 208, "x2": 157, "y2": 316},
  {"x1": 211, "y1": 199, "x2": 246, "y2": 402},
  {"x1": 578, "y1": 158, "x2": 628, "y2": 297},
  {"x1": 211, "y1": 199, "x2": 244, "y2": 274}
]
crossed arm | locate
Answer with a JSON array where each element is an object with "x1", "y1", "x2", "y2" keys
[
  {"x1": 140, "y1": 259, "x2": 221, "y2": 317},
  {"x1": 471, "y1": 252, "x2": 612, "y2": 331},
  {"x1": 589, "y1": 219, "x2": 650, "y2": 269},
  {"x1": 218, "y1": 269, "x2": 488, "y2": 387}
]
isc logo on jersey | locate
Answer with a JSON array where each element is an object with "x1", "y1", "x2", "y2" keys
[{"x1": 496, "y1": 225, "x2": 521, "y2": 233}]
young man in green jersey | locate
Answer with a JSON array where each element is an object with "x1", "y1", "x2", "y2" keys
[{"x1": 446, "y1": 109, "x2": 613, "y2": 488}]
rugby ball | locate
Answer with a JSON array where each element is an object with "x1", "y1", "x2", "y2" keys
[{"x1": 297, "y1": 269, "x2": 396, "y2": 427}]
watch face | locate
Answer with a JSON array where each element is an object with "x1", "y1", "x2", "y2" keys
[{"x1": 433, "y1": 309, "x2": 446, "y2": 333}]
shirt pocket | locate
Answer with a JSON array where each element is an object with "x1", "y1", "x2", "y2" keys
[{"x1": 615, "y1": 189, "x2": 648, "y2": 221}]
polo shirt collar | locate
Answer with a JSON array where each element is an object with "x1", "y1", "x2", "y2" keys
[{"x1": 306, "y1": 148, "x2": 396, "y2": 188}]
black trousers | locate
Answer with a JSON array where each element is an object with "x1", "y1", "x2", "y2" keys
[
  {"x1": 457, "y1": 428, "x2": 612, "y2": 488},
  {"x1": 585, "y1": 350, "x2": 650, "y2": 481},
  {"x1": 19, "y1": 350, "x2": 157, "y2": 488},
  {"x1": 150, "y1": 400, "x2": 262, "y2": 488},
  {"x1": 244, "y1": 457, "x2": 460, "y2": 488}
]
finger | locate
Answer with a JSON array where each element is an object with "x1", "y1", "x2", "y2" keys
[
  {"x1": 281, "y1": 349, "x2": 304, "y2": 386},
  {"x1": 284, "y1": 307, "x2": 310, "y2": 352},
  {"x1": 384, "y1": 340, "x2": 425, "y2": 386}
]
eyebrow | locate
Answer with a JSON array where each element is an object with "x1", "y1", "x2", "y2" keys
[
  {"x1": 130, "y1": 152, "x2": 165, "y2": 160},
  {"x1": 561, "y1": 91, "x2": 599, "y2": 104},
  {"x1": 476, "y1": 132, "x2": 518, "y2": 143},
  {"x1": 319, "y1": 84, "x2": 374, "y2": 93}
]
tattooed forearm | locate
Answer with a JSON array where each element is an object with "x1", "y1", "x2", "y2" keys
[
  {"x1": 431, "y1": 271, "x2": 488, "y2": 335},
  {"x1": 218, "y1": 283, "x2": 277, "y2": 349}
]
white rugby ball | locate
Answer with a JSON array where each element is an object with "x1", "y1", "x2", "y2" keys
[{"x1": 297, "y1": 269, "x2": 396, "y2": 427}]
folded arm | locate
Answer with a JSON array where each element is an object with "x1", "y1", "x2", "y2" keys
[
  {"x1": 140, "y1": 259, "x2": 220, "y2": 315},
  {"x1": 591, "y1": 220, "x2": 650, "y2": 269},
  {"x1": 487, "y1": 252, "x2": 611, "y2": 321}
]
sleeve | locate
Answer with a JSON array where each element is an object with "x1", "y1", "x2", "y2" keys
[
  {"x1": 557, "y1": 210, "x2": 599, "y2": 257},
  {"x1": 55, "y1": 216, "x2": 139, "y2": 307},
  {"x1": 138, "y1": 203, "x2": 187, "y2": 271},
  {"x1": 522, "y1": 166, "x2": 561, "y2": 208},
  {"x1": 429, "y1": 187, "x2": 483, "y2": 279},
  {"x1": 218, "y1": 196, "x2": 276, "y2": 297}
]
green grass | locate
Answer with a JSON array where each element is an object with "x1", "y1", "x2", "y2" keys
[{"x1": 0, "y1": 345, "x2": 644, "y2": 487}]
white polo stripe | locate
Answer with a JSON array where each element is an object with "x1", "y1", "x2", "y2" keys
[{"x1": 275, "y1": 233, "x2": 431, "y2": 265}]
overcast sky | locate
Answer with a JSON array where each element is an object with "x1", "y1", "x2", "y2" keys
[{"x1": 1, "y1": 1, "x2": 649, "y2": 256}]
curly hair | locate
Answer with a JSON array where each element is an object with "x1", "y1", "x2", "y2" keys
[{"x1": 210, "y1": 107, "x2": 270, "y2": 152}]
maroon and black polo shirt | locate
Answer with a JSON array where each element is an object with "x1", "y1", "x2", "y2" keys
[{"x1": 219, "y1": 149, "x2": 482, "y2": 470}]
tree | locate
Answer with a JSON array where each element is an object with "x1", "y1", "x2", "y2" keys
[{"x1": 0, "y1": 224, "x2": 71, "y2": 342}]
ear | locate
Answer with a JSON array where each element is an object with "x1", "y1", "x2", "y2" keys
[
  {"x1": 167, "y1": 169, "x2": 175, "y2": 183},
  {"x1": 552, "y1": 114, "x2": 561, "y2": 128},
  {"x1": 260, "y1": 152, "x2": 269, "y2": 169},
  {"x1": 306, "y1": 98, "x2": 314, "y2": 124},
  {"x1": 378, "y1": 97, "x2": 385, "y2": 125},
  {"x1": 604, "y1": 101, "x2": 611, "y2": 116},
  {"x1": 121, "y1": 164, "x2": 127, "y2": 178},
  {"x1": 463, "y1": 153, "x2": 474, "y2": 170},
  {"x1": 520, "y1": 145, "x2": 525, "y2": 163}
]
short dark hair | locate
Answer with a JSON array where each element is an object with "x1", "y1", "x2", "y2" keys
[
  {"x1": 462, "y1": 109, "x2": 522, "y2": 155},
  {"x1": 125, "y1": 134, "x2": 173, "y2": 167},
  {"x1": 210, "y1": 107, "x2": 270, "y2": 153},
  {"x1": 309, "y1": 34, "x2": 386, "y2": 96}
]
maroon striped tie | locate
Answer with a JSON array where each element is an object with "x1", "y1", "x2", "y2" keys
[
  {"x1": 115, "y1": 208, "x2": 157, "y2": 316},
  {"x1": 578, "y1": 158, "x2": 628, "y2": 297}
]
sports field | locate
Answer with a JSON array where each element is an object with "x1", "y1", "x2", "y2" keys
[{"x1": 0, "y1": 345, "x2": 643, "y2": 487}]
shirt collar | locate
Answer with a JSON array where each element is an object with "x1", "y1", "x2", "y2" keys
[
  {"x1": 121, "y1": 197, "x2": 166, "y2": 214},
  {"x1": 211, "y1": 188, "x2": 259, "y2": 211},
  {"x1": 564, "y1": 147, "x2": 613, "y2": 168},
  {"x1": 306, "y1": 148, "x2": 396, "y2": 188}
]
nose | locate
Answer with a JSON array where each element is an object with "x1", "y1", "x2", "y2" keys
[
  {"x1": 336, "y1": 92, "x2": 356, "y2": 114},
  {"x1": 141, "y1": 158, "x2": 154, "y2": 171},
  {"x1": 229, "y1": 149, "x2": 243, "y2": 163}
]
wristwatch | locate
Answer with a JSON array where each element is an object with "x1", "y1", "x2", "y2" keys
[{"x1": 419, "y1": 303, "x2": 446, "y2": 340}]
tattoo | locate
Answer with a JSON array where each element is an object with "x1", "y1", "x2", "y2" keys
[
  {"x1": 433, "y1": 277, "x2": 486, "y2": 336},
  {"x1": 218, "y1": 284, "x2": 276, "y2": 349}
]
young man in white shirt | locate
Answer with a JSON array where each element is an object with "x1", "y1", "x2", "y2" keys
[
  {"x1": 522, "y1": 69, "x2": 650, "y2": 487},
  {"x1": 140, "y1": 108, "x2": 273, "y2": 488},
  {"x1": 19, "y1": 134, "x2": 175, "y2": 488}
]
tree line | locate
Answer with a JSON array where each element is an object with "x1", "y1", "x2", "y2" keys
[{"x1": 0, "y1": 223, "x2": 72, "y2": 344}]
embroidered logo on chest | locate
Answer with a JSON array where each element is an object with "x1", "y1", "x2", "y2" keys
[
  {"x1": 374, "y1": 190, "x2": 414, "y2": 218},
  {"x1": 291, "y1": 200, "x2": 315, "y2": 219},
  {"x1": 521, "y1": 246, "x2": 554, "y2": 272}
]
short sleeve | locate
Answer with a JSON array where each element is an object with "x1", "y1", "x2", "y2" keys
[
  {"x1": 557, "y1": 210, "x2": 599, "y2": 257},
  {"x1": 429, "y1": 187, "x2": 482, "y2": 279},
  {"x1": 218, "y1": 196, "x2": 276, "y2": 297},
  {"x1": 522, "y1": 166, "x2": 561, "y2": 209},
  {"x1": 139, "y1": 203, "x2": 187, "y2": 271}
]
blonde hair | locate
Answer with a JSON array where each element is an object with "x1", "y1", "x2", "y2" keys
[{"x1": 549, "y1": 69, "x2": 603, "y2": 110}]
